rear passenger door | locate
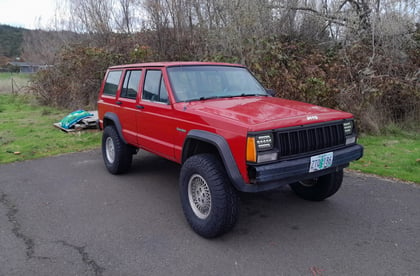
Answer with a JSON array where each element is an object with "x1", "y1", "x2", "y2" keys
[
  {"x1": 116, "y1": 69, "x2": 142, "y2": 146},
  {"x1": 136, "y1": 69, "x2": 176, "y2": 161}
]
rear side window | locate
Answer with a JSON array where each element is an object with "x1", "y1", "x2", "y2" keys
[
  {"x1": 103, "y1": 70, "x2": 122, "y2": 96},
  {"x1": 121, "y1": 70, "x2": 142, "y2": 99},
  {"x1": 142, "y1": 70, "x2": 169, "y2": 103}
]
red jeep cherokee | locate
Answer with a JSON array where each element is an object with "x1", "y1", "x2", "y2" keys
[{"x1": 98, "y1": 62, "x2": 363, "y2": 238}]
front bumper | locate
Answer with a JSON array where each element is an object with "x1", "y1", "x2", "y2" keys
[{"x1": 242, "y1": 144, "x2": 363, "y2": 192}]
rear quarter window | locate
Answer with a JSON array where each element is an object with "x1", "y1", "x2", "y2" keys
[{"x1": 103, "y1": 70, "x2": 122, "y2": 96}]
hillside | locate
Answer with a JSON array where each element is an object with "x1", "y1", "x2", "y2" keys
[
  {"x1": 0, "y1": 25, "x2": 24, "y2": 58},
  {"x1": 0, "y1": 24, "x2": 82, "y2": 65}
]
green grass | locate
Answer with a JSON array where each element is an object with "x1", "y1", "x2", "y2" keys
[
  {"x1": 0, "y1": 72, "x2": 13, "y2": 80},
  {"x1": 0, "y1": 93, "x2": 101, "y2": 163},
  {"x1": 350, "y1": 134, "x2": 420, "y2": 183},
  {"x1": 0, "y1": 72, "x2": 32, "y2": 79}
]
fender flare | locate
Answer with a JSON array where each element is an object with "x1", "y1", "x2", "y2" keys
[
  {"x1": 103, "y1": 112, "x2": 127, "y2": 144},
  {"x1": 183, "y1": 130, "x2": 248, "y2": 191}
]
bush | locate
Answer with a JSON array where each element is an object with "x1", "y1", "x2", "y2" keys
[
  {"x1": 208, "y1": 37, "x2": 419, "y2": 134},
  {"x1": 30, "y1": 32, "x2": 419, "y2": 134},
  {"x1": 30, "y1": 35, "x2": 154, "y2": 109},
  {"x1": 333, "y1": 43, "x2": 420, "y2": 133}
]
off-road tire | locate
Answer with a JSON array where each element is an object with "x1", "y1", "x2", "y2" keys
[
  {"x1": 179, "y1": 154, "x2": 239, "y2": 238},
  {"x1": 289, "y1": 169, "x2": 344, "y2": 201},
  {"x1": 102, "y1": 126, "x2": 133, "y2": 174}
]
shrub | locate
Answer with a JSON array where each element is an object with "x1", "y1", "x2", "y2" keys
[
  {"x1": 30, "y1": 32, "x2": 419, "y2": 134},
  {"x1": 208, "y1": 37, "x2": 419, "y2": 133},
  {"x1": 30, "y1": 36, "x2": 154, "y2": 109}
]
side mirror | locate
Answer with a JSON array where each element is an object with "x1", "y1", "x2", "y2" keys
[{"x1": 266, "y1": 89, "x2": 276, "y2": 96}]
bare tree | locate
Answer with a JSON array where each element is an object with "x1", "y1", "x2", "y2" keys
[{"x1": 112, "y1": 0, "x2": 144, "y2": 33}]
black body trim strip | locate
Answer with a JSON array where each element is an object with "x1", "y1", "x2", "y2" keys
[{"x1": 103, "y1": 112, "x2": 127, "y2": 144}]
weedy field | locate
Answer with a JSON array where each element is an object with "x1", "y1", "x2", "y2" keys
[{"x1": 0, "y1": 93, "x2": 101, "y2": 163}]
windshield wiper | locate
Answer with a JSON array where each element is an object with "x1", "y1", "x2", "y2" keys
[
  {"x1": 183, "y1": 96, "x2": 221, "y2": 102},
  {"x1": 227, "y1": 93, "x2": 269, "y2": 98},
  {"x1": 199, "y1": 96, "x2": 221, "y2": 101},
  {"x1": 184, "y1": 93, "x2": 268, "y2": 102}
]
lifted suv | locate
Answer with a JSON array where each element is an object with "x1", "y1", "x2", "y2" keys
[{"x1": 98, "y1": 62, "x2": 363, "y2": 238}]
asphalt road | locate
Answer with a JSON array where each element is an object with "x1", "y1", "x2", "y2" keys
[{"x1": 0, "y1": 150, "x2": 419, "y2": 276}]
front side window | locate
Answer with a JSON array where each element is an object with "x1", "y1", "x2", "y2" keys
[
  {"x1": 167, "y1": 66, "x2": 268, "y2": 102},
  {"x1": 103, "y1": 70, "x2": 122, "y2": 96},
  {"x1": 142, "y1": 70, "x2": 169, "y2": 103},
  {"x1": 121, "y1": 70, "x2": 142, "y2": 99}
]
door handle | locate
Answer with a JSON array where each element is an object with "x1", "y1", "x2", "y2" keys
[
  {"x1": 116, "y1": 101, "x2": 122, "y2": 105},
  {"x1": 136, "y1": 105, "x2": 144, "y2": 109}
]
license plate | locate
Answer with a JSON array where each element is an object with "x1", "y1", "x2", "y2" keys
[{"x1": 309, "y1": 152, "x2": 333, "y2": 172}]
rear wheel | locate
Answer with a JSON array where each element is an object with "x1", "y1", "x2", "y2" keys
[
  {"x1": 180, "y1": 154, "x2": 239, "y2": 238},
  {"x1": 289, "y1": 169, "x2": 343, "y2": 201},
  {"x1": 102, "y1": 126, "x2": 133, "y2": 174}
]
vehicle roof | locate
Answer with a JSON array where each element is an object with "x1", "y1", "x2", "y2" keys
[{"x1": 108, "y1": 61, "x2": 245, "y2": 70}]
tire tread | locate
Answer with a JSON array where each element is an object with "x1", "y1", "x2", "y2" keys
[
  {"x1": 102, "y1": 126, "x2": 133, "y2": 174},
  {"x1": 180, "y1": 154, "x2": 239, "y2": 238}
]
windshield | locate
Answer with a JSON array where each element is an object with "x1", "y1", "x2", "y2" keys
[{"x1": 167, "y1": 65, "x2": 268, "y2": 102}]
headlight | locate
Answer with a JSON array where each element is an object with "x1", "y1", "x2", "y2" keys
[
  {"x1": 247, "y1": 134, "x2": 277, "y2": 163},
  {"x1": 343, "y1": 121, "x2": 354, "y2": 135},
  {"x1": 344, "y1": 120, "x2": 357, "y2": 145},
  {"x1": 256, "y1": 134, "x2": 273, "y2": 151}
]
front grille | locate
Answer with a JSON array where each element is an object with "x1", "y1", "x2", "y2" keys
[{"x1": 277, "y1": 123, "x2": 345, "y2": 157}]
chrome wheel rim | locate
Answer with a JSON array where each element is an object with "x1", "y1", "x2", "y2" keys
[
  {"x1": 105, "y1": 137, "x2": 115, "y2": 163},
  {"x1": 188, "y1": 174, "x2": 212, "y2": 219}
]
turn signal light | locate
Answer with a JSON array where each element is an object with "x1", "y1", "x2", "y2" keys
[{"x1": 246, "y1": 137, "x2": 257, "y2": 162}]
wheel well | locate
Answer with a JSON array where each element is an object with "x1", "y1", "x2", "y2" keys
[
  {"x1": 103, "y1": 118, "x2": 115, "y2": 128},
  {"x1": 102, "y1": 117, "x2": 132, "y2": 149},
  {"x1": 183, "y1": 139, "x2": 220, "y2": 163}
]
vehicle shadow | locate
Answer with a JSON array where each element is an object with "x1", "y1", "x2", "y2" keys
[{"x1": 127, "y1": 151, "x2": 347, "y2": 240}]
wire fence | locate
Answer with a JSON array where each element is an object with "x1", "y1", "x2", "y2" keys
[{"x1": 0, "y1": 74, "x2": 31, "y2": 94}]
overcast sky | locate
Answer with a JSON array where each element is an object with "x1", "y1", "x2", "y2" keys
[{"x1": 0, "y1": 0, "x2": 57, "y2": 29}]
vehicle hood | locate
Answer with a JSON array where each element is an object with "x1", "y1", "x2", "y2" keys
[{"x1": 179, "y1": 96, "x2": 353, "y2": 131}]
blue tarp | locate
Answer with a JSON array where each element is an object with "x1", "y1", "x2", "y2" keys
[{"x1": 59, "y1": 110, "x2": 93, "y2": 129}]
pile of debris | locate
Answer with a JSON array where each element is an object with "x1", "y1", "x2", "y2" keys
[{"x1": 54, "y1": 110, "x2": 98, "y2": 132}]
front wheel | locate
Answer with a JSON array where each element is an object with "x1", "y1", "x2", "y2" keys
[
  {"x1": 289, "y1": 169, "x2": 343, "y2": 201},
  {"x1": 102, "y1": 126, "x2": 133, "y2": 174},
  {"x1": 179, "y1": 154, "x2": 239, "y2": 238}
]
